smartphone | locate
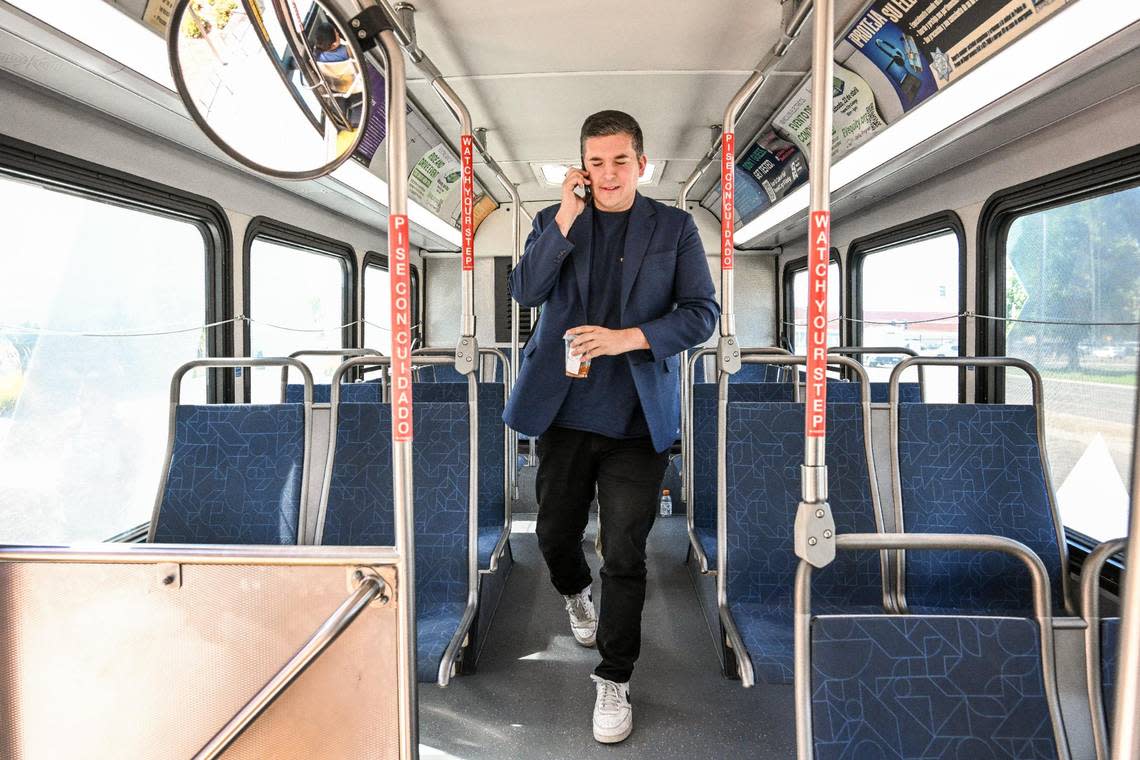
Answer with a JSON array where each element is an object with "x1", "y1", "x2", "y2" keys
[{"x1": 573, "y1": 159, "x2": 592, "y2": 202}]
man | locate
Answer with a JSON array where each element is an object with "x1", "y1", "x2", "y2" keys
[{"x1": 504, "y1": 110, "x2": 718, "y2": 743}]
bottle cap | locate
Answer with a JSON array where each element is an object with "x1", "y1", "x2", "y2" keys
[{"x1": 662, "y1": 489, "x2": 670, "y2": 495}]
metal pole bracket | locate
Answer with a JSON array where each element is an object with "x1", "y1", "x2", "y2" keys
[
  {"x1": 455, "y1": 336, "x2": 478, "y2": 376},
  {"x1": 348, "y1": 6, "x2": 394, "y2": 50},
  {"x1": 794, "y1": 499, "x2": 835, "y2": 568},
  {"x1": 717, "y1": 335, "x2": 741, "y2": 375}
]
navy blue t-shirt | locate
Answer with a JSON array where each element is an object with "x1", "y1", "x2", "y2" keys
[{"x1": 553, "y1": 208, "x2": 649, "y2": 439}]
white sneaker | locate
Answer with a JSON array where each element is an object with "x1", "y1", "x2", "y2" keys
[
  {"x1": 590, "y1": 675, "x2": 632, "y2": 744},
  {"x1": 564, "y1": 588, "x2": 597, "y2": 647}
]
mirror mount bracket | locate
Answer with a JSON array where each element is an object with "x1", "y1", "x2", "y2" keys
[{"x1": 347, "y1": 6, "x2": 394, "y2": 51}]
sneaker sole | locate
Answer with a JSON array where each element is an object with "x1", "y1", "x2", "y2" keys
[
  {"x1": 593, "y1": 723, "x2": 632, "y2": 744},
  {"x1": 573, "y1": 633, "x2": 596, "y2": 648}
]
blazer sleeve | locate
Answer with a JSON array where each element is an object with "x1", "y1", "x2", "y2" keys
[
  {"x1": 637, "y1": 214, "x2": 720, "y2": 362},
  {"x1": 508, "y1": 212, "x2": 575, "y2": 308}
]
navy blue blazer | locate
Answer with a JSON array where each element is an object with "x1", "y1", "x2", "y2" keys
[{"x1": 504, "y1": 193, "x2": 719, "y2": 452}]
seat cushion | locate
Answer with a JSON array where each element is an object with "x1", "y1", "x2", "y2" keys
[{"x1": 417, "y1": 600, "x2": 467, "y2": 683}]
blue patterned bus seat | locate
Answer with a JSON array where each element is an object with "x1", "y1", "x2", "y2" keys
[
  {"x1": 321, "y1": 401, "x2": 471, "y2": 682},
  {"x1": 724, "y1": 402, "x2": 884, "y2": 684},
  {"x1": 285, "y1": 382, "x2": 382, "y2": 404},
  {"x1": 896, "y1": 403, "x2": 1065, "y2": 615},
  {"x1": 826, "y1": 379, "x2": 921, "y2": 403},
  {"x1": 408, "y1": 382, "x2": 507, "y2": 570},
  {"x1": 689, "y1": 382, "x2": 844, "y2": 569},
  {"x1": 811, "y1": 615, "x2": 1060, "y2": 759},
  {"x1": 153, "y1": 404, "x2": 305, "y2": 544},
  {"x1": 414, "y1": 364, "x2": 467, "y2": 383},
  {"x1": 695, "y1": 362, "x2": 786, "y2": 384},
  {"x1": 1102, "y1": 617, "x2": 1121, "y2": 732}
]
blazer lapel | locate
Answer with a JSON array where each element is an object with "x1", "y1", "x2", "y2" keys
[
  {"x1": 620, "y1": 193, "x2": 657, "y2": 315},
  {"x1": 567, "y1": 205, "x2": 593, "y2": 317}
]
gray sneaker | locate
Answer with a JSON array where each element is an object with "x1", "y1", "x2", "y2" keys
[
  {"x1": 564, "y1": 588, "x2": 597, "y2": 647},
  {"x1": 590, "y1": 675, "x2": 632, "y2": 743}
]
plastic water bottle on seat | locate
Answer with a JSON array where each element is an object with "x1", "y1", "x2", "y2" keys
[{"x1": 659, "y1": 489, "x2": 672, "y2": 517}]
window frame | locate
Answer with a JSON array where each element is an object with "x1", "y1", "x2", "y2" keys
[
  {"x1": 242, "y1": 216, "x2": 358, "y2": 394},
  {"x1": 977, "y1": 144, "x2": 1140, "y2": 578},
  {"x1": 781, "y1": 248, "x2": 842, "y2": 352},
  {"x1": 0, "y1": 134, "x2": 233, "y2": 401},
  {"x1": 365, "y1": 251, "x2": 422, "y2": 351},
  {"x1": 847, "y1": 211, "x2": 967, "y2": 400}
]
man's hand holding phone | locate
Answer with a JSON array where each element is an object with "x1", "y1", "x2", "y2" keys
[{"x1": 555, "y1": 167, "x2": 591, "y2": 237}]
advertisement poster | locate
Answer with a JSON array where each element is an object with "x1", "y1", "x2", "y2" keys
[
  {"x1": 773, "y1": 64, "x2": 888, "y2": 158},
  {"x1": 740, "y1": 133, "x2": 808, "y2": 211},
  {"x1": 408, "y1": 143, "x2": 462, "y2": 215},
  {"x1": 701, "y1": 133, "x2": 807, "y2": 225},
  {"x1": 844, "y1": 0, "x2": 1073, "y2": 113},
  {"x1": 142, "y1": 0, "x2": 177, "y2": 33},
  {"x1": 352, "y1": 64, "x2": 387, "y2": 164}
]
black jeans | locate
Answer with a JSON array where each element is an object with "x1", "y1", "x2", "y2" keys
[{"x1": 535, "y1": 426, "x2": 669, "y2": 683}]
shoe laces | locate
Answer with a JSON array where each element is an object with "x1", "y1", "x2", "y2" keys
[
  {"x1": 565, "y1": 592, "x2": 593, "y2": 622},
  {"x1": 591, "y1": 675, "x2": 627, "y2": 713}
]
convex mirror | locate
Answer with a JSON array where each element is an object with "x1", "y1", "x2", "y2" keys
[{"x1": 168, "y1": 0, "x2": 372, "y2": 179}]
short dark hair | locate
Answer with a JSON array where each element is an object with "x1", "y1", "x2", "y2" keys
[{"x1": 579, "y1": 110, "x2": 644, "y2": 158}]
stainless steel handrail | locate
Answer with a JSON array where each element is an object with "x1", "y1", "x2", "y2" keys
[
  {"x1": 365, "y1": 26, "x2": 417, "y2": 755},
  {"x1": 1083, "y1": 537, "x2": 1128, "y2": 760},
  {"x1": 149, "y1": 358, "x2": 315, "y2": 545},
  {"x1": 887, "y1": 356, "x2": 1072, "y2": 614},
  {"x1": 826, "y1": 345, "x2": 924, "y2": 399},
  {"x1": 794, "y1": 533, "x2": 1068, "y2": 760},
  {"x1": 280, "y1": 348, "x2": 384, "y2": 401},
  {"x1": 195, "y1": 573, "x2": 387, "y2": 759},
  {"x1": 1111, "y1": 365, "x2": 1140, "y2": 760},
  {"x1": 676, "y1": 0, "x2": 812, "y2": 221},
  {"x1": 474, "y1": 127, "x2": 523, "y2": 503}
]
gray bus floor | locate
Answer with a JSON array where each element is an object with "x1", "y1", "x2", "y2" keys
[{"x1": 419, "y1": 476, "x2": 797, "y2": 759}]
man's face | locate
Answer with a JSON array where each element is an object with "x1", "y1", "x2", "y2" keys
[{"x1": 582, "y1": 133, "x2": 647, "y2": 213}]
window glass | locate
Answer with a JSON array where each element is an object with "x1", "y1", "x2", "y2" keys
[
  {"x1": 249, "y1": 237, "x2": 346, "y2": 401},
  {"x1": 790, "y1": 262, "x2": 841, "y2": 353},
  {"x1": 0, "y1": 176, "x2": 208, "y2": 543},
  {"x1": 859, "y1": 232, "x2": 960, "y2": 401},
  {"x1": 364, "y1": 262, "x2": 390, "y2": 354},
  {"x1": 1004, "y1": 185, "x2": 1140, "y2": 542}
]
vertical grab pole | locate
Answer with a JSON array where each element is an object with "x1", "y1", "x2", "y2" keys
[
  {"x1": 473, "y1": 128, "x2": 522, "y2": 501},
  {"x1": 795, "y1": 0, "x2": 837, "y2": 568},
  {"x1": 1111, "y1": 366, "x2": 1140, "y2": 759},
  {"x1": 374, "y1": 28, "x2": 418, "y2": 759},
  {"x1": 426, "y1": 76, "x2": 478, "y2": 374}
]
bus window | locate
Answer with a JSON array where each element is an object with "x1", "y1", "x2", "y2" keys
[
  {"x1": 855, "y1": 230, "x2": 960, "y2": 401},
  {"x1": 364, "y1": 258, "x2": 390, "y2": 355},
  {"x1": 0, "y1": 175, "x2": 209, "y2": 543},
  {"x1": 1004, "y1": 185, "x2": 1140, "y2": 542},
  {"x1": 787, "y1": 260, "x2": 840, "y2": 354},
  {"x1": 248, "y1": 235, "x2": 350, "y2": 400}
]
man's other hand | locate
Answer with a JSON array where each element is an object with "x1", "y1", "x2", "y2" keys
[
  {"x1": 555, "y1": 168, "x2": 590, "y2": 236},
  {"x1": 567, "y1": 325, "x2": 650, "y2": 360}
]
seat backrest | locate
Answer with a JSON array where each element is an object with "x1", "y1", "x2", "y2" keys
[
  {"x1": 414, "y1": 363, "x2": 466, "y2": 383},
  {"x1": 724, "y1": 402, "x2": 884, "y2": 613},
  {"x1": 690, "y1": 383, "x2": 799, "y2": 539},
  {"x1": 285, "y1": 382, "x2": 382, "y2": 404},
  {"x1": 696, "y1": 362, "x2": 787, "y2": 384},
  {"x1": 894, "y1": 403, "x2": 1066, "y2": 615},
  {"x1": 152, "y1": 404, "x2": 306, "y2": 544},
  {"x1": 321, "y1": 401, "x2": 470, "y2": 607},
  {"x1": 826, "y1": 379, "x2": 920, "y2": 403},
  {"x1": 811, "y1": 614, "x2": 1062, "y2": 759}
]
